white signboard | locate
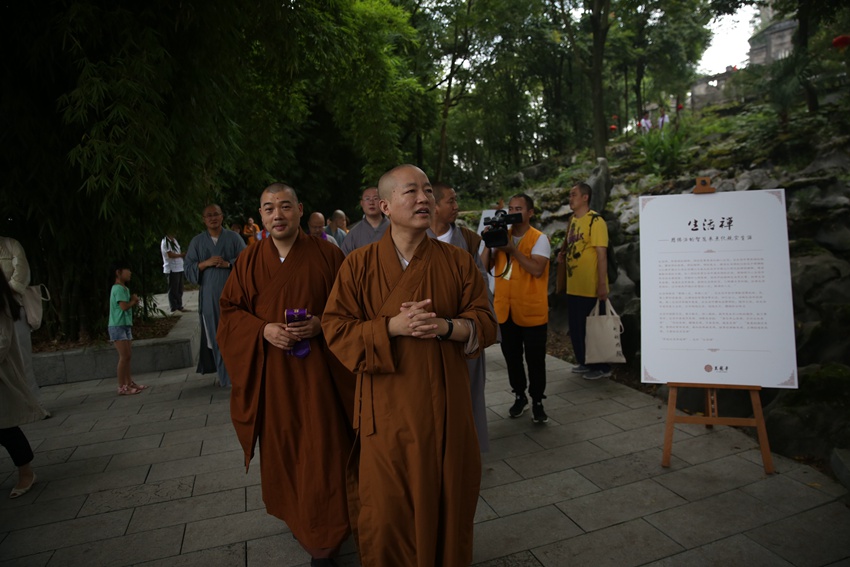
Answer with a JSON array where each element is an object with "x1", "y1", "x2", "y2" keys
[{"x1": 639, "y1": 190, "x2": 797, "y2": 388}]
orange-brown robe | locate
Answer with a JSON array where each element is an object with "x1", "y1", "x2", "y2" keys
[
  {"x1": 217, "y1": 232, "x2": 355, "y2": 557},
  {"x1": 321, "y1": 228, "x2": 498, "y2": 566}
]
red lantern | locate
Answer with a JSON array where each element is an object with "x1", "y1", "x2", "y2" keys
[{"x1": 833, "y1": 35, "x2": 850, "y2": 49}]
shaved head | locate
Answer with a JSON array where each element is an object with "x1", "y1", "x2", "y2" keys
[
  {"x1": 261, "y1": 182, "x2": 298, "y2": 203},
  {"x1": 378, "y1": 164, "x2": 427, "y2": 200},
  {"x1": 307, "y1": 212, "x2": 326, "y2": 237}
]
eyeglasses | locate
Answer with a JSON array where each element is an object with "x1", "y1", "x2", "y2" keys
[
  {"x1": 362, "y1": 197, "x2": 380, "y2": 203},
  {"x1": 204, "y1": 212, "x2": 223, "y2": 218}
]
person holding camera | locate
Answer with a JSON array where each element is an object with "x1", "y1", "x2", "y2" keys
[{"x1": 483, "y1": 194, "x2": 551, "y2": 423}]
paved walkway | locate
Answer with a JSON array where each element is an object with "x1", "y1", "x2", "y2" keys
[{"x1": 2, "y1": 301, "x2": 849, "y2": 565}]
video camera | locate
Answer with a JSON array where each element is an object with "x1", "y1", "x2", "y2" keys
[{"x1": 482, "y1": 209, "x2": 523, "y2": 248}]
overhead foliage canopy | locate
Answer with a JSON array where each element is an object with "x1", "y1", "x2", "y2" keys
[{"x1": 3, "y1": 0, "x2": 846, "y2": 340}]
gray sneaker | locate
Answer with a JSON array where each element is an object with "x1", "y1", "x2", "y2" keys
[
  {"x1": 571, "y1": 364, "x2": 590, "y2": 374},
  {"x1": 584, "y1": 369, "x2": 612, "y2": 380}
]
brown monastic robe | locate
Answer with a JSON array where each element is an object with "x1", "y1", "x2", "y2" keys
[
  {"x1": 321, "y1": 227, "x2": 498, "y2": 566},
  {"x1": 218, "y1": 232, "x2": 355, "y2": 557}
]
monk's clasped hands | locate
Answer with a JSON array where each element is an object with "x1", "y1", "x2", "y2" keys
[{"x1": 389, "y1": 298, "x2": 441, "y2": 339}]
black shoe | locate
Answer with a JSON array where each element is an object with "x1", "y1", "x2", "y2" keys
[
  {"x1": 509, "y1": 395, "x2": 528, "y2": 418},
  {"x1": 532, "y1": 401, "x2": 549, "y2": 424}
]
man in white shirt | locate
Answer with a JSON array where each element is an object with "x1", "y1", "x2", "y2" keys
[
  {"x1": 161, "y1": 234, "x2": 186, "y2": 313},
  {"x1": 657, "y1": 107, "x2": 670, "y2": 130},
  {"x1": 640, "y1": 111, "x2": 652, "y2": 133}
]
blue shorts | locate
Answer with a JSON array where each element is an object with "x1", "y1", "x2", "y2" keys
[{"x1": 108, "y1": 326, "x2": 133, "y2": 341}]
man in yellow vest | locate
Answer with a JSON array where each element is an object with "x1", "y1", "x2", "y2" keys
[{"x1": 483, "y1": 194, "x2": 551, "y2": 423}]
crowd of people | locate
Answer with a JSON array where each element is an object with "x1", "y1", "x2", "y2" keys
[{"x1": 1, "y1": 164, "x2": 615, "y2": 566}]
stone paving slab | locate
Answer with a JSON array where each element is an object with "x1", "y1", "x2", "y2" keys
[
  {"x1": 533, "y1": 518, "x2": 684, "y2": 567},
  {"x1": 480, "y1": 469, "x2": 599, "y2": 516},
  {"x1": 472, "y1": 506, "x2": 583, "y2": 564},
  {"x1": 49, "y1": 525, "x2": 184, "y2": 567},
  {"x1": 78, "y1": 476, "x2": 196, "y2": 517},
  {"x1": 642, "y1": 533, "x2": 795, "y2": 567},
  {"x1": 556, "y1": 478, "x2": 686, "y2": 532},
  {"x1": 127, "y1": 487, "x2": 246, "y2": 533},
  {"x1": 746, "y1": 502, "x2": 850, "y2": 567},
  {"x1": 645, "y1": 489, "x2": 784, "y2": 548},
  {"x1": 1, "y1": 340, "x2": 848, "y2": 566}
]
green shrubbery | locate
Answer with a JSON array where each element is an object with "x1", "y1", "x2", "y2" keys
[{"x1": 633, "y1": 122, "x2": 691, "y2": 177}]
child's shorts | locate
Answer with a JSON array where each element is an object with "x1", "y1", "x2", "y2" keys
[{"x1": 108, "y1": 326, "x2": 133, "y2": 341}]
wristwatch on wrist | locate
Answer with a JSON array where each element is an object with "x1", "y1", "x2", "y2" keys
[{"x1": 436, "y1": 318, "x2": 454, "y2": 341}]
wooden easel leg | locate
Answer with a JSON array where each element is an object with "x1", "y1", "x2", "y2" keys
[
  {"x1": 705, "y1": 388, "x2": 716, "y2": 429},
  {"x1": 662, "y1": 386, "x2": 678, "y2": 468},
  {"x1": 749, "y1": 389, "x2": 775, "y2": 474}
]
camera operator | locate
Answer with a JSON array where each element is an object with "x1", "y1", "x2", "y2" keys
[{"x1": 482, "y1": 194, "x2": 551, "y2": 424}]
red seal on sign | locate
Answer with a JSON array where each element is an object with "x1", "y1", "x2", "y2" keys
[{"x1": 704, "y1": 365, "x2": 713, "y2": 372}]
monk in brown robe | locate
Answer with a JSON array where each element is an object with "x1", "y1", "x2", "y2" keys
[
  {"x1": 218, "y1": 183, "x2": 355, "y2": 566},
  {"x1": 322, "y1": 165, "x2": 498, "y2": 566}
]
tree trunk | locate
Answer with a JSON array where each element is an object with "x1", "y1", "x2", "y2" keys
[
  {"x1": 795, "y1": 1, "x2": 819, "y2": 113},
  {"x1": 436, "y1": 77, "x2": 453, "y2": 182},
  {"x1": 633, "y1": 60, "x2": 645, "y2": 118},
  {"x1": 623, "y1": 64, "x2": 629, "y2": 134},
  {"x1": 589, "y1": 0, "x2": 611, "y2": 159}
]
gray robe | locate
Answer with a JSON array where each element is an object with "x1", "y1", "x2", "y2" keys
[
  {"x1": 427, "y1": 224, "x2": 492, "y2": 452},
  {"x1": 184, "y1": 229, "x2": 246, "y2": 386},
  {"x1": 340, "y1": 216, "x2": 389, "y2": 256}
]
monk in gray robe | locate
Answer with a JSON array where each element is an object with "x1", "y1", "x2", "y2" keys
[
  {"x1": 340, "y1": 187, "x2": 389, "y2": 255},
  {"x1": 185, "y1": 204, "x2": 246, "y2": 387},
  {"x1": 426, "y1": 182, "x2": 493, "y2": 451}
]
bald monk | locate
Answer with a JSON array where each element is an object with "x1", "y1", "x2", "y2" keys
[
  {"x1": 322, "y1": 165, "x2": 498, "y2": 566},
  {"x1": 308, "y1": 211, "x2": 339, "y2": 247},
  {"x1": 217, "y1": 183, "x2": 355, "y2": 567}
]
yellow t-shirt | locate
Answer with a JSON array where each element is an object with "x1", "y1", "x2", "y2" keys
[{"x1": 565, "y1": 211, "x2": 608, "y2": 297}]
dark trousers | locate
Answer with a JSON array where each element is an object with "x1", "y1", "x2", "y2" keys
[
  {"x1": 567, "y1": 294, "x2": 611, "y2": 372},
  {"x1": 167, "y1": 271, "x2": 184, "y2": 311},
  {"x1": 499, "y1": 314, "x2": 547, "y2": 401},
  {"x1": 0, "y1": 427, "x2": 34, "y2": 467}
]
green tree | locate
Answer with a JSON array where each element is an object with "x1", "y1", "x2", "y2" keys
[{"x1": 1, "y1": 0, "x2": 421, "y2": 340}]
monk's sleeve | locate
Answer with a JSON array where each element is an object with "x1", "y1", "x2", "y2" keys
[
  {"x1": 225, "y1": 232, "x2": 247, "y2": 263},
  {"x1": 322, "y1": 256, "x2": 397, "y2": 375},
  {"x1": 457, "y1": 254, "x2": 498, "y2": 359},
  {"x1": 184, "y1": 238, "x2": 201, "y2": 285},
  {"x1": 217, "y1": 262, "x2": 266, "y2": 469}
]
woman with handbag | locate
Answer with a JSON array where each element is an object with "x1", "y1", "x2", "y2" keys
[
  {"x1": 0, "y1": 236, "x2": 41, "y2": 397},
  {"x1": 0, "y1": 273, "x2": 48, "y2": 498}
]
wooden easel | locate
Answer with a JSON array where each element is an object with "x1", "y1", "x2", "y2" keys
[
  {"x1": 662, "y1": 383, "x2": 774, "y2": 474},
  {"x1": 660, "y1": 179, "x2": 775, "y2": 475}
]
